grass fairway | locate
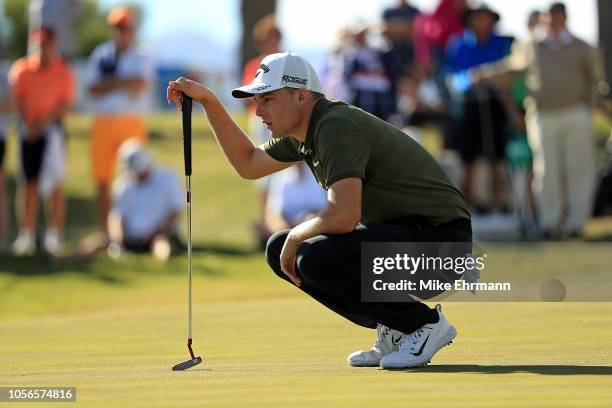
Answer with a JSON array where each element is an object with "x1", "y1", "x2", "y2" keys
[{"x1": 1, "y1": 114, "x2": 611, "y2": 407}]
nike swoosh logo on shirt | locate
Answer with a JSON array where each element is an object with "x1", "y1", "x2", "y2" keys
[
  {"x1": 313, "y1": 161, "x2": 320, "y2": 167},
  {"x1": 412, "y1": 333, "x2": 430, "y2": 356}
]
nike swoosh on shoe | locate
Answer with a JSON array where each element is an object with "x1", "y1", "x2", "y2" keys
[{"x1": 411, "y1": 333, "x2": 430, "y2": 356}]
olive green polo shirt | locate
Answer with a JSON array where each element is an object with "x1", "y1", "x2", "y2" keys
[{"x1": 263, "y1": 99, "x2": 470, "y2": 225}]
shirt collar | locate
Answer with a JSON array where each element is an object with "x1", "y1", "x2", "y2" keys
[
  {"x1": 113, "y1": 41, "x2": 135, "y2": 56},
  {"x1": 28, "y1": 54, "x2": 61, "y2": 71},
  {"x1": 463, "y1": 29, "x2": 494, "y2": 46},
  {"x1": 546, "y1": 29, "x2": 573, "y2": 47}
]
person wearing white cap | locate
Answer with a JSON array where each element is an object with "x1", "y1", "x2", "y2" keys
[
  {"x1": 107, "y1": 140, "x2": 185, "y2": 261},
  {"x1": 167, "y1": 52, "x2": 472, "y2": 369}
]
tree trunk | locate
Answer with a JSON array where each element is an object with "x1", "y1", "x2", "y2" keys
[{"x1": 599, "y1": 0, "x2": 612, "y2": 98}]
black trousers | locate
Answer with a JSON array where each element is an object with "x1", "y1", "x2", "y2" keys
[
  {"x1": 451, "y1": 93, "x2": 509, "y2": 163},
  {"x1": 265, "y1": 217, "x2": 472, "y2": 334},
  {"x1": 21, "y1": 137, "x2": 47, "y2": 182}
]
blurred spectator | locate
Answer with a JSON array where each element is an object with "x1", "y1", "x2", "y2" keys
[
  {"x1": 383, "y1": 0, "x2": 420, "y2": 22},
  {"x1": 396, "y1": 65, "x2": 446, "y2": 128},
  {"x1": 527, "y1": 10, "x2": 544, "y2": 39},
  {"x1": 502, "y1": 10, "x2": 543, "y2": 234},
  {"x1": 413, "y1": 0, "x2": 469, "y2": 71},
  {"x1": 443, "y1": 4, "x2": 514, "y2": 212},
  {"x1": 108, "y1": 140, "x2": 185, "y2": 261},
  {"x1": 240, "y1": 14, "x2": 283, "y2": 246},
  {"x1": 382, "y1": 1, "x2": 420, "y2": 81},
  {"x1": 86, "y1": 5, "x2": 153, "y2": 244},
  {"x1": 320, "y1": 28, "x2": 352, "y2": 102},
  {"x1": 0, "y1": 63, "x2": 10, "y2": 252},
  {"x1": 344, "y1": 21, "x2": 397, "y2": 121},
  {"x1": 260, "y1": 162, "x2": 327, "y2": 244},
  {"x1": 28, "y1": 0, "x2": 84, "y2": 60},
  {"x1": 9, "y1": 27, "x2": 75, "y2": 256},
  {"x1": 515, "y1": 2, "x2": 598, "y2": 238}
]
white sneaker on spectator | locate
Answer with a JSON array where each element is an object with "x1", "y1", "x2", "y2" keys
[
  {"x1": 13, "y1": 230, "x2": 35, "y2": 256},
  {"x1": 380, "y1": 304, "x2": 456, "y2": 369},
  {"x1": 43, "y1": 229, "x2": 62, "y2": 256},
  {"x1": 348, "y1": 324, "x2": 403, "y2": 367}
]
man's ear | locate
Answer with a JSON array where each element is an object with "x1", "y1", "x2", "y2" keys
[{"x1": 298, "y1": 89, "x2": 307, "y2": 103}]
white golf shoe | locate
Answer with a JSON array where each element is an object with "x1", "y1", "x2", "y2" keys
[
  {"x1": 379, "y1": 304, "x2": 456, "y2": 369},
  {"x1": 43, "y1": 229, "x2": 62, "y2": 256},
  {"x1": 348, "y1": 324, "x2": 403, "y2": 367},
  {"x1": 13, "y1": 230, "x2": 35, "y2": 256}
]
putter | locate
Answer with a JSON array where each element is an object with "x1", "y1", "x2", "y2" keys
[{"x1": 172, "y1": 94, "x2": 203, "y2": 371}]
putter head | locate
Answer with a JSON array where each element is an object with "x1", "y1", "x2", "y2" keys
[{"x1": 172, "y1": 356, "x2": 202, "y2": 371}]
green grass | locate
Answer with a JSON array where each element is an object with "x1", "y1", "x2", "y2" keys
[{"x1": 1, "y1": 114, "x2": 612, "y2": 407}]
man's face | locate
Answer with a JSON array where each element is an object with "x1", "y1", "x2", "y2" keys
[
  {"x1": 470, "y1": 12, "x2": 495, "y2": 38},
  {"x1": 136, "y1": 169, "x2": 151, "y2": 183},
  {"x1": 111, "y1": 24, "x2": 135, "y2": 49},
  {"x1": 38, "y1": 38, "x2": 56, "y2": 60},
  {"x1": 549, "y1": 10, "x2": 567, "y2": 32},
  {"x1": 261, "y1": 32, "x2": 281, "y2": 53},
  {"x1": 253, "y1": 88, "x2": 301, "y2": 138}
]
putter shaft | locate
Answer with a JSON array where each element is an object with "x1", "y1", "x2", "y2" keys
[{"x1": 187, "y1": 175, "x2": 192, "y2": 340}]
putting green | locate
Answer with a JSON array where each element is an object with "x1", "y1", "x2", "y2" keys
[{"x1": 2, "y1": 272, "x2": 611, "y2": 407}]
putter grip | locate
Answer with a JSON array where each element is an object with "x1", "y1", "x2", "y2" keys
[{"x1": 182, "y1": 94, "x2": 192, "y2": 176}]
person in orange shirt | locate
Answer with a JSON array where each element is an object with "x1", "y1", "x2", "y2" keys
[
  {"x1": 242, "y1": 15, "x2": 283, "y2": 248},
  {"x1": 9, "y1": 26, "x2": 75, "y2": 256},
  {"x1": 86, "y1": 6, "x2": 153, "y2": 244}
]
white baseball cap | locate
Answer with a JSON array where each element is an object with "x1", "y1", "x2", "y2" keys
[
  {"x1": 118, "y1": 139, "x2": 154, "y2": 175},
  {"x1": 232, "y1": 52, "x2": 323, "y2": 98}
]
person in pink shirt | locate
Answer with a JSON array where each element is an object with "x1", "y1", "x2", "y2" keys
[{"x1": 413, "y1": 0, "x2": 469, "y2": 70}]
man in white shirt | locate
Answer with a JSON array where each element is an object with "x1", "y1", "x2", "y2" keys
[
  {"x1": 109, "y1": 141, "x2": 185, "y2": 260},
  {"x1": 86, "y1": 5, "x2": 154, "y2": 243},
  {"x1": 264, "y1": 162, "x2": 327, "y2": 234}
]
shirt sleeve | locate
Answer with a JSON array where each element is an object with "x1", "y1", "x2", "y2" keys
[
  {"x1": 130, "y1": 48, "x2": 154, "y2": 81},
  {"x1": 63, "y1": 65, "x2": 76, "y2": 106},
  {"x1": 581, "y1": 42, "x2": 598, "y2": 107},
  {"x1": 316, "y1": 118, "x2": 369, "y2": 187},
  {"x1": 8, "y1": 60, "x2": 25, "y2": 101},
  {"x1": 443, "y1": 37, "x2": 471, "y2": 94},
  {"x1": 263, "y1": 136, "x2": 302, "y2": 162},
  {"x1": 111, "y1": 178, "x2": 127, "y2": 216},
  {"x1": 159, "y1": 170, "x2": 185, "y2": 213},
  {"x1": 85, "y1": 45, "x2": 103, "y2": 87}
]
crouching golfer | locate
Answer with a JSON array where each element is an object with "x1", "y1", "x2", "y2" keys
[{"x1": 167, "y1": 53, "x2": 471, "y2": 369}]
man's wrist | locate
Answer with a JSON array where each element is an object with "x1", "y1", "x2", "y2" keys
[
  {"x1": 102, "y1": 77, "x2": 118, "y2": 90},
  {"x1": 286, "y1": 230, "x2": 302, "y2": 247},
  {"x1": 197, "y1": 90, "x2": 213, "y2": 107}
]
